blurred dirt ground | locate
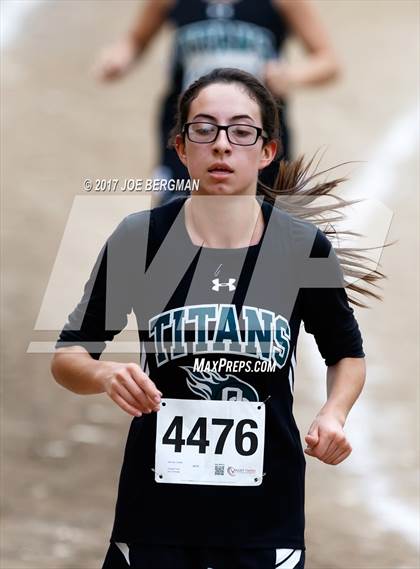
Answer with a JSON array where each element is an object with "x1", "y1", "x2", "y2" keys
[{"x1": 1, "y1": 1, "x2": 419, "y2": 568}]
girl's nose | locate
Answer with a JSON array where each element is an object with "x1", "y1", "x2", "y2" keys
[{"x1": 212, "y1": 128, "x2": 232, "y2": 152}]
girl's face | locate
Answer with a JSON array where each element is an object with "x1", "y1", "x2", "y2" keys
[{"x1": 175, "y1": 83, "x2": 277, "y2": 196}]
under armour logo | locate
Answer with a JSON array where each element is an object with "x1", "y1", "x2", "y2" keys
[
  {"x1": 212, "y1": 278, "x2": 236, "y2": 292},
  {"x1": 206, "y1": 3, "x2": 234, "y2": 19}
]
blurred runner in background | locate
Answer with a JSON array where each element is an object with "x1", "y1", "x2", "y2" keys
[{"x1": 95, "y1": 0, "x2": 340, "y2": 200}]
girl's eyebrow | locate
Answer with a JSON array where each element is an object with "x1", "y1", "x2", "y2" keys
[{"x1": 191, "y1": 113, "x2": 255, "y2": 123}]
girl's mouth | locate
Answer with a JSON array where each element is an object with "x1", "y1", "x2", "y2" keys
[
  {"x1": 208, "y1": 164, "x2": 234, "y2": 178},
  {"x1": 208, "y1": 170, "x2": 233, "y2": 181}
]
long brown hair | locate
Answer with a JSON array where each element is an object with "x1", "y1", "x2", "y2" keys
[
  {"x1": 170, "y1": 68, "x2": 387, "y2": 307},
  {"x1": 262, "y1": 154, "x2": 387, "y2": 307}
]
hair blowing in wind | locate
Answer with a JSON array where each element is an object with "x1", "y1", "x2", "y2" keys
[{"x1": 259, "y1": 154, "x2": 388, "y2": 308}]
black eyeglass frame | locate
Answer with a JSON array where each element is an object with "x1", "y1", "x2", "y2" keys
[{"x1": 182, "y1": 122, "x2": 269, "y2": 146}]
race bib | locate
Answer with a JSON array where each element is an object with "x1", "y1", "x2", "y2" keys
[{"x1": 155, "y1": 399, "x2": 265, "y2": 486}]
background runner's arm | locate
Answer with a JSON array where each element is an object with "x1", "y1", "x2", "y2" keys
[
  {"x1": 266, "y1": 0, "x2": 341, "y2": 95},
  {"x1": 129, "y1": 0, "x2": 176, "y2": 53},
  {"x1": 95, "y1": 0, "x2": 176, "y2": 81}
]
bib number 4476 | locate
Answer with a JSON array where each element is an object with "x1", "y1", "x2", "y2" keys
[
  {"x1": 155, "y1": 399, "x2": 265, "y2": 486},
  {"x1": 162, "y1": 416, "x2": 258, "y2": 456}
]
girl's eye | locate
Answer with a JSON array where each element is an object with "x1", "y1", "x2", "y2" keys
[
  {"x1": 194, "y1": 124, "x2": 216, "y2": 135},
  {"x1": 231, "y1": 126, "x2": 253, "y2": 137}
]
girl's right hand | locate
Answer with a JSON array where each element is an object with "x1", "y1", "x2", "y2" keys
[{"x1": 99, "y1": 362, "x2": 162, "y2": 417}]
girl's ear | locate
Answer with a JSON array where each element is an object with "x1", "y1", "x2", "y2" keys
[
  {"x1": 259, "y1": 139, "x2": 278, "y2": 171},
  {"x1": 175, "y1": 134, "x2": 188, "y2": 167}
]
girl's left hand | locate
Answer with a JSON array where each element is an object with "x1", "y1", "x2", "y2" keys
[
  {"x1": 304, "y1": 413, "x2": 352, "y2": 465},
  {"x1": 263, "y1": 61, "x2": 293, "y2": 97}
]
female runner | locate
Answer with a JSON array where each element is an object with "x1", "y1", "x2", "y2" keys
[{"x1": 52, "y1": 68, "x2": 367, "y2": 569}]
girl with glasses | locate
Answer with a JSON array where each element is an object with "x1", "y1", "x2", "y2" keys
[{"x1": 52, "y1": 68, "x2": 378, "y2": 569}]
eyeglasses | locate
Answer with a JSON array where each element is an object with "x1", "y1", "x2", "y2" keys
[{"x1": 183, "y1": 122, "x2": 268, "y2": 146}]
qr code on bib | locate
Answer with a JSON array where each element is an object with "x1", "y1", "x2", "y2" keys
[{"x1": 214, "y1": 464, "x2": 225, "y2": 476}]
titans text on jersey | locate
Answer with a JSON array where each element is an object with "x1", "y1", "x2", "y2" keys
[{"x1": 149, "y1": 304, "x2": 291, "y2": 369}]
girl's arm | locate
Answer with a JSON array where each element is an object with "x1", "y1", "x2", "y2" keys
[
  {"x1": 95, "y1": 0, "x2": 175, "y2": 81},
  {"x1": 304, "y1": 357, "x2": 366, "y2": 465},
  {"x1": 265, "y1": 0, "x2": 341, "y2": 96},
  {"x1": 51, "y1": 346, "x2": 162, "y2": 417}
]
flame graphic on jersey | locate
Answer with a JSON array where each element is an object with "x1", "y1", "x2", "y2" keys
[{"x1": 181, "y1": 366, "x2": 259, "y2": 402}]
